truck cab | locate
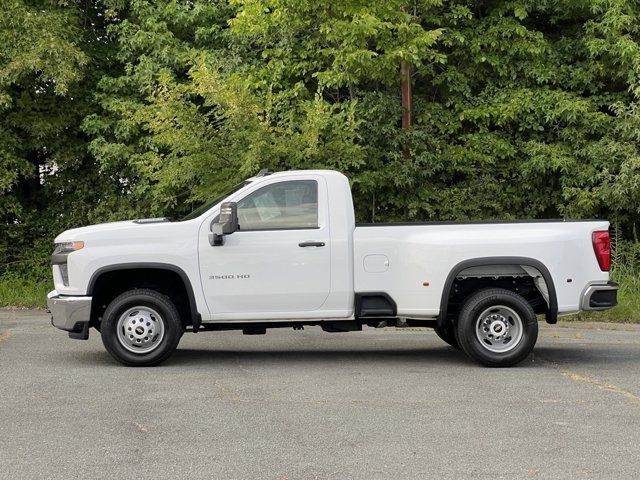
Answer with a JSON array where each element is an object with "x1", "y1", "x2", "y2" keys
[{"x1": 198, "y1": 171, "x2": 355, "y2": 321}]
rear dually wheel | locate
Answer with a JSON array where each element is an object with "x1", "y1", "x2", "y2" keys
[{"x1": 456, "y1": 288, "x2": 538, "y2": 367}]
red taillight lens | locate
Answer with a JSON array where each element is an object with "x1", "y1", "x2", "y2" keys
[{"x1": 592, "y1": 230, "x2": 611, "y2": 272}]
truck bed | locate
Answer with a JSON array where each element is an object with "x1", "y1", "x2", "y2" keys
[{"x1": 353, "y1": 220, "x2": 610, "y2": 318}]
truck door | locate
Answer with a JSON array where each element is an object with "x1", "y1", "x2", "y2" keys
[{"x1": 198, "y1": 175, "x2": 331, "y2": 318}]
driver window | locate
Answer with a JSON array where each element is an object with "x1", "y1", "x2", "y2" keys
[{"x1": 237, "y1": 180, "x2": 318, "y2": 231}]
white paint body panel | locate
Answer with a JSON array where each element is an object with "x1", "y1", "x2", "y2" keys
[
  {"x1": 353, "y1": 222, "x2": 609, "y2": 317},
  {"x1": 53, "y1": 169, "x2": 609, "y2": 322}
]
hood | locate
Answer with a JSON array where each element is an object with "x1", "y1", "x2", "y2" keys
[{"x1": 53, "y1": 219, "x2": 172, "y2": 243}]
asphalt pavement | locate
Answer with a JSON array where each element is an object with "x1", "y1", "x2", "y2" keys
[{"x1": 1, "y1": 310, "x2": 639, "y2": 480}]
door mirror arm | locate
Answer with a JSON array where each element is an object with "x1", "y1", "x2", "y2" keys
[{"x1": 209, "y1": 202, "x2": 238, "y2": 246}]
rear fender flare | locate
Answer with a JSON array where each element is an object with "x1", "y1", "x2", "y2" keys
[{"x1": 437, "y1": 257, "x2": 558, "y2": 327}]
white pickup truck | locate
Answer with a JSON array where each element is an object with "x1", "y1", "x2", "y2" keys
[{"x1": 48, "y1": 169, "x2": 618, "y2": 367}]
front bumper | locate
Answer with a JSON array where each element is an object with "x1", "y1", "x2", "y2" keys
[
  {"x1": 580, "y1": 281, "x2": 619, "y2": 311},
  {"x1": 47, "y1": 290, "x2": 92, "y2": 337}
]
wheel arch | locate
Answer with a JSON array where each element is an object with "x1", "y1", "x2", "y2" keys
[
  {"x1": 87, "y1": 263, "x2": 202, "y2": 331},
  {"x1": 438, "y1": 257, "x2": 558, "y2": 328}
]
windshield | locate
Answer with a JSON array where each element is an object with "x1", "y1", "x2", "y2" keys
[{"x1": 179, "y1": 181, "x2": 249, "y2": 221}]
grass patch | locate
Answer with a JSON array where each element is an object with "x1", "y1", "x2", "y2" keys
[
  {"x1": 0, "y1": 278, "x2": 50, "y2": 309},
  {"x1": 3, "y1": 274, "x2": 638, "y2": 322},
  {"x1": 0, "y1": 274, "x2": 638, "y2": 321}
]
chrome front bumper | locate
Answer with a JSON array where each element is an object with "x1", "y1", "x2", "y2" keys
[
  {"x1": 47, "y1": 290, "x2": 92, "y2": 332},
  {"x1": 580, "y1": 282, "x2": 619, "y2": 311}
]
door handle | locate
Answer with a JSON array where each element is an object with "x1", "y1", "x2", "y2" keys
[{"x1": 299, "y1": 241, "x2": 325, "y2": 247}]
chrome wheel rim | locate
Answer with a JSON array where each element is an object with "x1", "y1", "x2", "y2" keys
[
  {"x1": 116, "y1": 306, "x2": 165, "y2": 354},
  {"x1": 475, "y1": 305, "x2": 523, "y2": 353}
]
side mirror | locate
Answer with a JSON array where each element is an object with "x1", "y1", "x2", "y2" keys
[{"x1": 209, "y1": 202, "x2": 238, "y2": 246}]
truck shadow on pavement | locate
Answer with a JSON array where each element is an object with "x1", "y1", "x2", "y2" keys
[
  {"x1": 72, "y1": 344, "x2": 639, "y2": 369},
  {"x1": 167, "y1": 346, "x2": 473, "y2": 367},
  {"x1": 73, "y1": 345, "x2": 481, "y2": 367}
]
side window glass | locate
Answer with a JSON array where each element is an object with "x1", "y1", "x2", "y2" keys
[{"x1": 237, "y1": 180, "x2": 318, "y2": 231}]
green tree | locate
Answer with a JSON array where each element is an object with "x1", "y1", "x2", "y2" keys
[
  {"x1": 0, "y1": 0, "x2": 116, "y2": 280},
  {"x1": 86, "y1": 0, "x2": 444, "y2": 216}
]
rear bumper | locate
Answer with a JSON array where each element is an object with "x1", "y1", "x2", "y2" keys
[
  {"x1": 580, "y1": 282, "x2": 618, "y2": 311},
  {"x1": 47, "y1": 290, "x2": 92, "y2": 334}
]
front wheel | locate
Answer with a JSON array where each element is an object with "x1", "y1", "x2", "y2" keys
[
  {"x1": 100, "y1": 289, "x2": 183, "y2": 366},
  {"x1": 456, "y1": 288, "x2": 538, "y2": 367}
]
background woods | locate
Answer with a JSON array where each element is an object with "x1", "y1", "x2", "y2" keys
[{"x1": 2, "y1": 0, "x2": 640, "y2": 314}]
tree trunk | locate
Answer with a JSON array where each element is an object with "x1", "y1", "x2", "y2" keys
[{"x1": 401, "y1": 62, "x2": 412, "y2": 159}]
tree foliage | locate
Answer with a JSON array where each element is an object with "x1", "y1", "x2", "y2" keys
[{"x1": 2, "y1": 0, "x2": 640, "y2": 280}]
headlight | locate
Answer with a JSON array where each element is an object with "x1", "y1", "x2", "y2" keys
[
  {"x1": 52, "y1": 241, "x2": 84, "y2": 287},
  {"x1": 53, "y1": 241, "x2": 85, "y2": 255}
]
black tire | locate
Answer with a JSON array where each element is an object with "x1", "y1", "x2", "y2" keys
[
  {"x1": 100, "y1": 289, "x2": 183, "y2": 366},
  {"x1": 456, "y1": 288, "x2": 538, "y2": 367},
  {"x1": 434, "y1": 322, "x2": 460, "y2": 349}
]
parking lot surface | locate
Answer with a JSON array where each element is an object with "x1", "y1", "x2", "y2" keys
[{"x1": 1, "y1": 310, "x2": 639, "y2": 480}]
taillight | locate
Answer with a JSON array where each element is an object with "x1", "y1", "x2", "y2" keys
[{"x1": 592, "y1": 230, "x2": 611, "y2": 272}]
